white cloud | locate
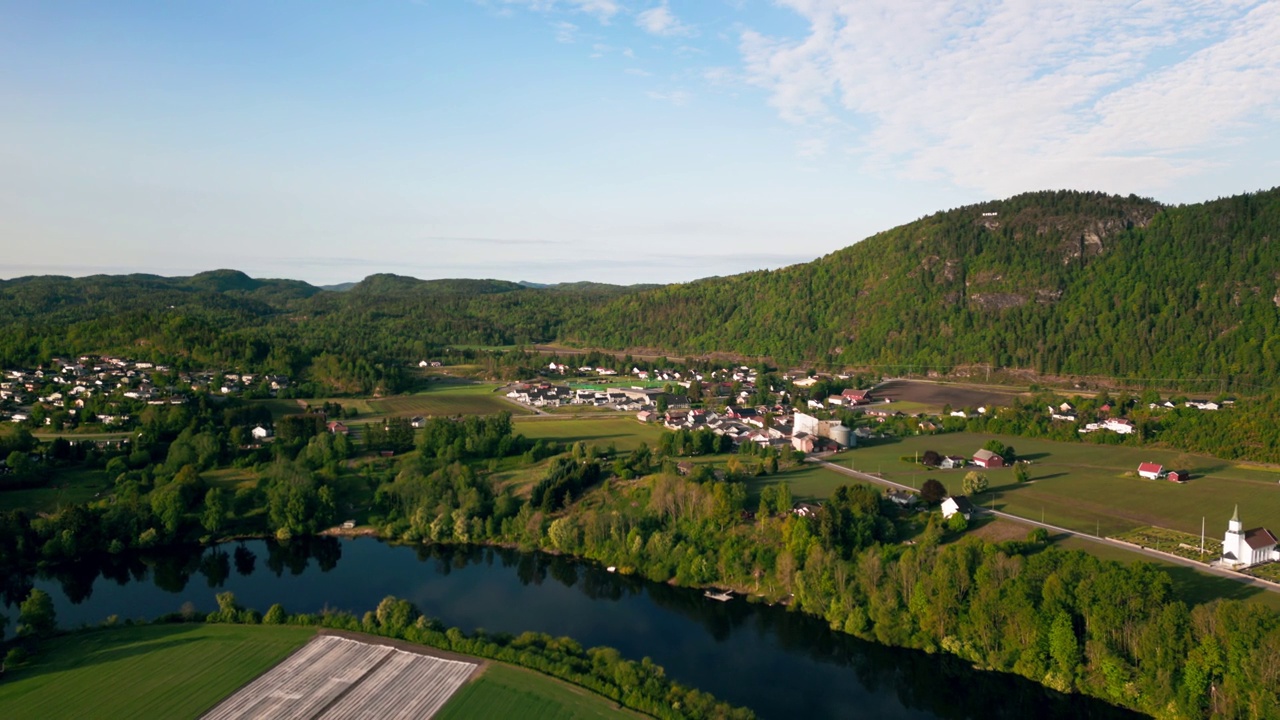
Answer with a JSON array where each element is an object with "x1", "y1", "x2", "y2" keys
[
  {"x1": 552, "y1": 21, "x2": 578, "y2": 43},
  {"x1": 797, "y1": 138, "x2": 827, "y2": 158},
  {"x1": 636, "y1": 3, "x2": 695, "y2": 37},
  {"x1": 492, "y1": 0, "x2": 622, "y2": 23},
  {"x1": 740, "y1": 0, "x2": 1280, "y2": 196},
  {"x1": 647, "y1": 89, "x2": 692, "y2": 105}
]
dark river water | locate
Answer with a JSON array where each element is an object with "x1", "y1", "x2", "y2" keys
[{"x1": 2, "y1": 538, "x2": 1140, "y2": 719}]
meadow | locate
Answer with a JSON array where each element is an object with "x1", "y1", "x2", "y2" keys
[
  {"x1": 437, "y1": 663, "x2": 636, "y2": 720},
  {"x1": 513, "y1": 416, "x2": 663, "y2": 452},
  {"x1": 0, "y1": 467, "x2": 109, "y2": 514},
  {"x1": 0, "y1": 624, "x2": 314, "y2": 720},
  {"x1": 829, "y1": 432, "x2": 1280, "y2": 539},
  {"x1": 255, "y1": 381, "x2": 528, "y2": 423}
]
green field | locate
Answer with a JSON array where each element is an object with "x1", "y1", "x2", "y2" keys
[
  {"x1": 830, "y1": 432, "x2": 1280, "y2": 539},
  {"x1": 745, "y1": 462, "x2": 858, "y2": 504},
  {"x1": 253, "y1": 382, "x2": 526, "y2": 423},
  {"x1": 368, "y1": 382, "x2": 530, "y2": 418},
  {"x1": 437, "y1": 663, "x2": 635, "y2": 720},
  {"x1": 0, "y1": 468, "x2": 110, "y2": 514},
  {"x1": 0, "y1": 624, "x2": 314, "y2": 720},
  {"x1": 514, "y1": 417, "x2": 663, "y2": 452}
]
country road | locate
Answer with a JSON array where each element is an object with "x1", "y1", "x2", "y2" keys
[{"x1": 808, "y1": 457, "x2": 1280, "y2": 596}]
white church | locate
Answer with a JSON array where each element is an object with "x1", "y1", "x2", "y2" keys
[{"x1": 1221, "y1": 505, "x2": 1280, "y2": 568}]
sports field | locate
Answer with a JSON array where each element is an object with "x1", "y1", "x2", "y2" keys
[
  {"x1": 437, "y1": 663, "x2": 636, "y2": 720},
  {"x1": 0, "y1": 624, "x2": 314, "y2": 720},
  {"x1": 830, "y1": 432, "x2": 1280, "y2": 539}
]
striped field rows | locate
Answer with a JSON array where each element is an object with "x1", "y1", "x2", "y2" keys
[{"x1": 202, "y1": 636, "x2": 477, "y2": 720}]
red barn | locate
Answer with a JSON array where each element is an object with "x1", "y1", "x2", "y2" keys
[{"x1": 972, "y1": 449, "x2": 1005, "y2": 468}]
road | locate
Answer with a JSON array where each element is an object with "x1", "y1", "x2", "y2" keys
[{"x1": 808, "y1": 457, "x2": 1280, "y2": 595}]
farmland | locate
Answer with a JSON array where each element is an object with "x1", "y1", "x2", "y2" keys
[
  {"x1": 870, "y1": 379, "x2": 1029, "y2": 414},
  {"x1": 368, "y1": 382, "x2": 530, "y2": 418},
  {"x1": 204, "y1": 634, "x2": 477, "y2": 720},
  {"x1": 513, "y1": 416, "x2": 663, "y2": 452},
  {"x1": 255, "y1": 381, "x2": 528, "y2": 423},
  {"x1": 828, "y1": 432, "x2": 1280, "y2": 539},
  {"x1": 437, "y1": 663, "x2": 636, "y2": 720},
  {"x1": 0, "y1": 624, "x2": 314, "y2": 720}
]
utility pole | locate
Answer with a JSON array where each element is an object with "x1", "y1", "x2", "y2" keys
[{"x1": 1201, "y1": 516, "x2": 1205, "y2": 556}]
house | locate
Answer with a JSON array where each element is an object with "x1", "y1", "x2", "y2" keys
[
  {"x1": 941, "y1": 495, "x2": 975, "y2": 520},
  {"x1": 1221, "y1": 506, "x2": 1280, "y2": 567},
  {"x1": 636, "y1": 411, "x2": 654, "y2": 423},
  {"x1": 792, "y1": 502, "x2": 822, "y2": 518},
  {"x1": 885, "y1": 489, "x2": 917, "y2": 507},
  {"x1": 326, "y1": 421, "x2": 349, "y2": 435},
  {"x1": 410, "y1": 416, "x2": 426, "y2": 429},
  {"x1": 1166, "y1": 469, "x2": 1191, "y2": 483},
  {"x1": 941, "y1": 456, "x2": 967, "y2": 470},
  {"x1": 972, "y1": 449, "x2": 1004, "y2": 468},
  {"x1": 250, "y1": 425, "x2": 271, "y2": 440},
  {"x1": 676, "y1": 461, "x2": 695, "y2": 476},
  {"x1": 841, "y1": 388, "x2": 871, "y2": 405},
  {"x1": 1137, "y1": 462, "x2": 1164, "y2": 480},
  {"x1": 792, "y1": 432, "x2": 816, "y2": 453}
]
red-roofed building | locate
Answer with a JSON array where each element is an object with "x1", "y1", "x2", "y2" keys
[{"x1": 1137, "y1": 462, "x2": 1164, "y2": 480}]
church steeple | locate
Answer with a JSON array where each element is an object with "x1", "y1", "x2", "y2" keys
[{"x1": 1229, "y1": 505, "x2": 1242, "y2": 534}]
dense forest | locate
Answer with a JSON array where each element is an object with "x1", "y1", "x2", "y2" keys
[{"x1": 3, "y1": 187, "x2": 1280, "y2": 390}]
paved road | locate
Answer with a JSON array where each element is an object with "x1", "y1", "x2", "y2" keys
[{"x1": 808, "y1": 457, "x2": 1280, "y2": 595}]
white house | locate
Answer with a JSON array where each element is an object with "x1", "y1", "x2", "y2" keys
[
  {"x1": 1222, "y1": 506, "x2": 1280, "y2": 568},
  {"x1": 1137, "y1": 462, "x2": 1164, "y2": 480},
  {"x1": 251, "y1": 425, "x2": 271, "y2": 440},
  {"x1": 941, "y1": 496, "x2": 975, "y2": 520}
]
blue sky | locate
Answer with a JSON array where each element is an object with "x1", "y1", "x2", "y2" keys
[{"x1": 3, "y1": 0, "x2": 1278, "y2": 285}]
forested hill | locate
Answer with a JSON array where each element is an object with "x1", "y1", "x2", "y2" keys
[
  {"x1": 563, "y1": 188, "x2": 1280, "y2": 383},
  {"x1": 2, "y1": 188, "x2": 1280, "y2": 388}
]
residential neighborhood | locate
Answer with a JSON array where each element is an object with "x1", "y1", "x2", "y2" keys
[{"x1": 0, "y1": 355, "x2": 291, "y2": 431}]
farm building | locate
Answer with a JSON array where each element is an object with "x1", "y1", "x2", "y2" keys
[
  {"x1": 886, "y1": 489, "x2": 917, "y2": 507},
  {"x1": 1166, "y1": 469, "x2": 1191, "y2": 483},
  {"x1": 972, "y1": 449, "x2": 1004, "y2": 468},
  {"x1": 1137, "y1": 462, "x2": 1164, "y2": 480},
  {"x1": 941, "y1": 495, "x2": 975, "y2": 520},
  {"x1": 941, "y1": 456, "x2": 967, "y2": 469}
]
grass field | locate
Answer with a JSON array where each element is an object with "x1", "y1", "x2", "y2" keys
[
  {"x1": 368, "y1": 382, "x2": 530, "y2": 418},
  {"x1": 437, "y1": 663, "x2": 635, "y2": 720},
  {"x1": 829, "y1": 432, "x2": 1280, "y2": 539},
  {"x1": 744, "y1": 462, "x2": 858, "y2": 504},
  {"x1": 0, "y1": 467, "x2": 110, "y2": 514},
  {"x1": 253, "y1": 382, "x2": 526, "y2": 423},
  {"x1": 0, "y1": 624, "x2": 314, "y2": 720},
  {"x1": 514, "y1": 417, "x2": 663, "y2": 452}
]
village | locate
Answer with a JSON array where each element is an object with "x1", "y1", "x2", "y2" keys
[{"x1": 0, "y1": 355, "x2": 290, "y2": 430}]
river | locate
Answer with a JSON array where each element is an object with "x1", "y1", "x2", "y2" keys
[{"x1": 1, "y1": 538, "x2": 1140, "y2": 719}]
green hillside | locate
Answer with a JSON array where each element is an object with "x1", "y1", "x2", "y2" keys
[
  {"x1": 564, "y1": 189, "x2": 1280, "y2": 383},
  {"x1": 2, "y1": 188, "x2": 1279, "y2": 389}
]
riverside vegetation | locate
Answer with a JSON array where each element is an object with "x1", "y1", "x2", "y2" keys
[
  {"x1": 1, "y1": 404, "x2": 1279, "y2": 719},
  {"x1": 6, "y1": 187, "x2": 1280, "y2": 717}
]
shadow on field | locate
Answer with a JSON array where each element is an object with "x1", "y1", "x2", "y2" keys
[
  {"x1": 1018, "y1": 452, "x2": 1051, "y2": 462},
  {"x1": 15, "y1": 625, "x2": 202, "y2": 680},
  {"x1": 1030, "y1": 472, "x2": 1068, "y2": 481}
]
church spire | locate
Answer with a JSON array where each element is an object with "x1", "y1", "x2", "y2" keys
[{"x1": 1232, "y1": 504, "x2": 1239, "y2": 524}]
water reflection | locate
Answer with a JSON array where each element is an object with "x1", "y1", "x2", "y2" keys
[{"x1": 3, "y1": 540, "x2": 1140, "y2": 720}]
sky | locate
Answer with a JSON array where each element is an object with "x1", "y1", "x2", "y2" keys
[{"x1": 2, "y1": 0, "x2": 1279, "y2": 286}]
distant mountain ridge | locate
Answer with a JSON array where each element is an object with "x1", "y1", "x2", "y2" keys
[{"x1": 1, "y1": 187, "x2": 1279, "y2": 386}]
